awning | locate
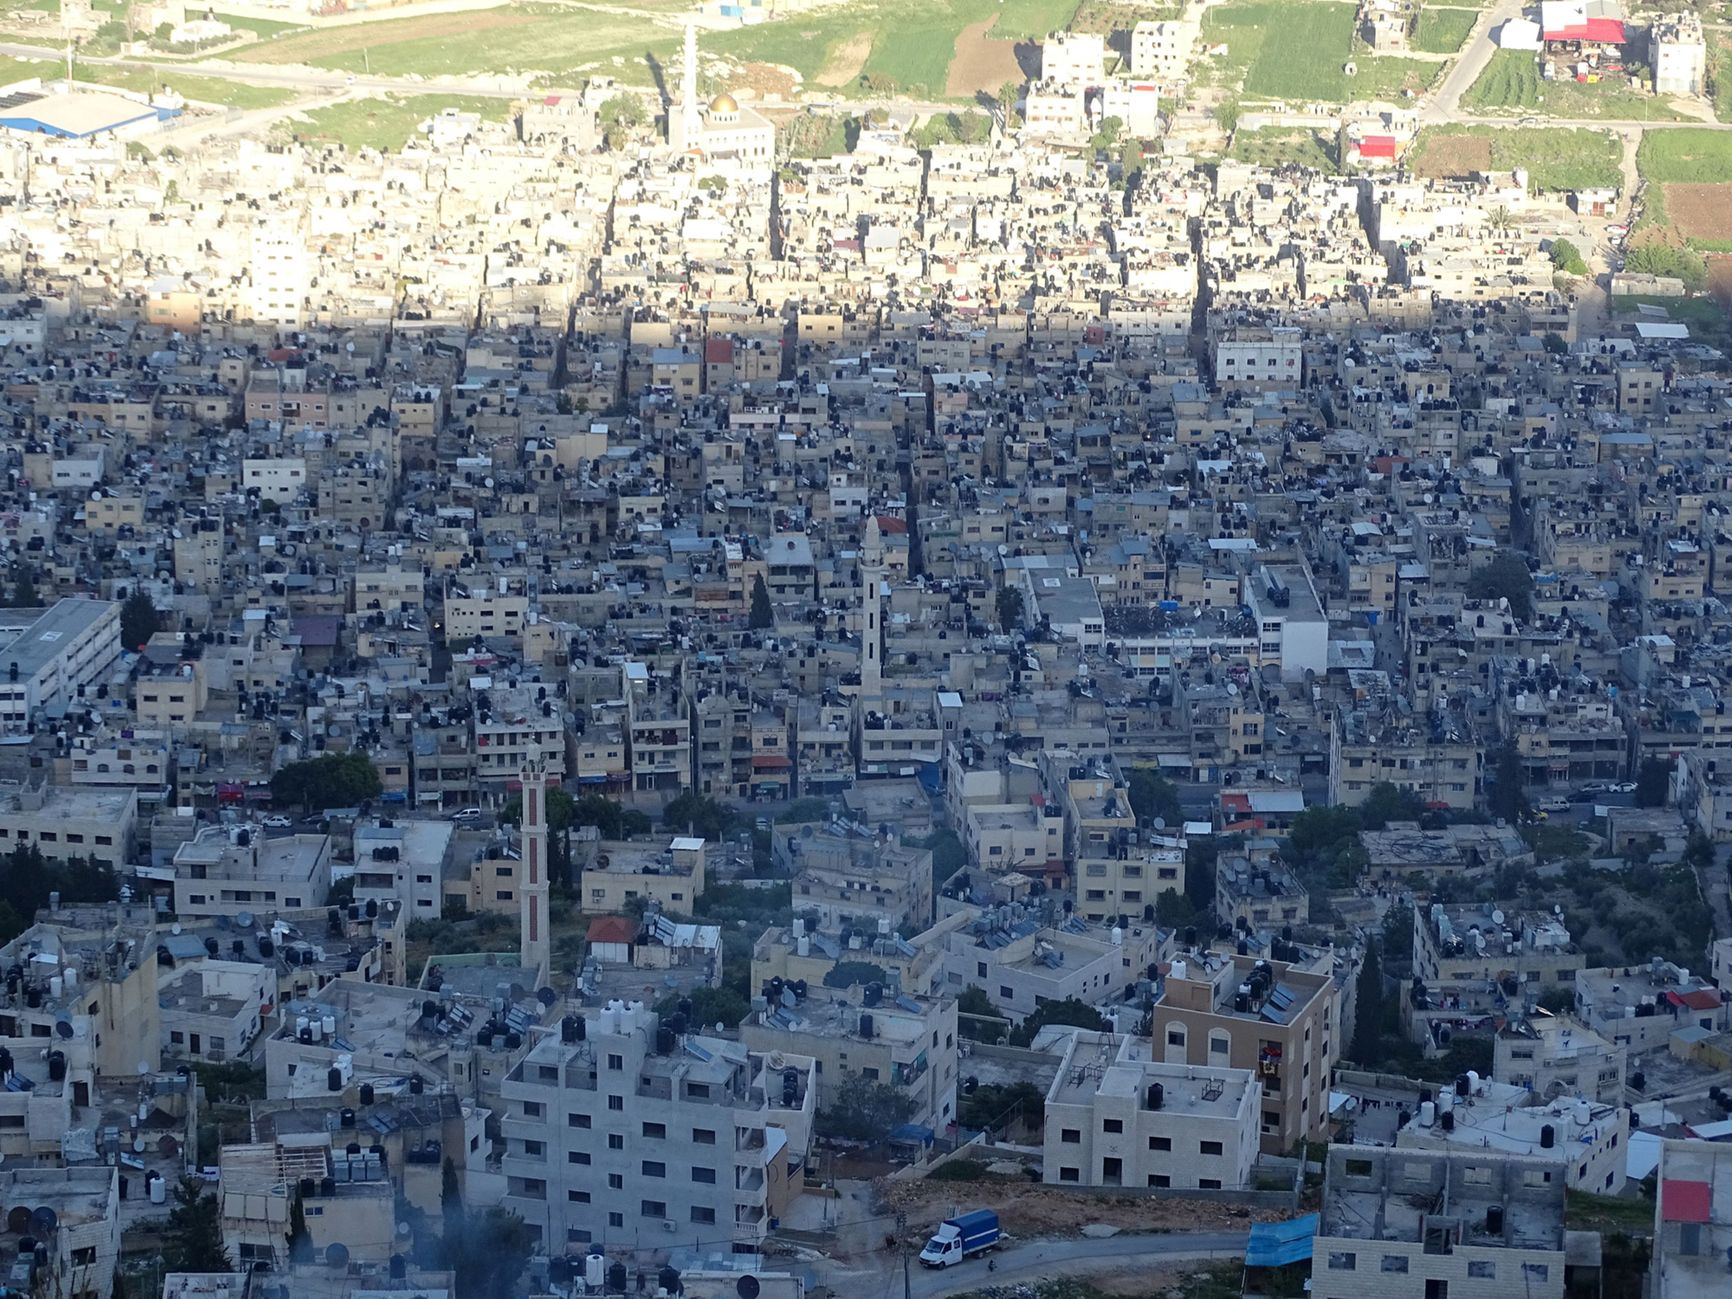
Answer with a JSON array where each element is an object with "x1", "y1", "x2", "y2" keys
[
  {"x1": 751, "y1": 755, "x2": 792, "y2": 771},
  {"x1": 1246, "y1": 1214, "x2": 1319, "y2": 1268}
]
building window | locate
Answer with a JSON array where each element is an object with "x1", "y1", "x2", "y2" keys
[
  {"x1": 569, "y1": 1113, "x2": 591, "y2": 1129},
  {"x1": 609, "y1": 1135, "x2": 625, "y2": 1151},
  {"x1": 569, "y1": 1191, "x2": 591, "y2": 1204},
  {"x1": 1198, "y1": 1178, "x2": 1222, "y2": 1189},
  {"x1": 1167, "y1": 1028, "x2": 1185, "y2": 1047},
  {"x1": 1059, "y1": 1167, "x2": 1080, "y2": 1183},
  {"x1": 567, "y1": 1153, "x2": 590, "y2": 1166},
  {"x1": 607, "y1": 1175, "x2": 623, "y2": 1190},
  {"x1": 691, "y1": 1207, "x2": 716, "y2": 1224},
  {"x1": 1061, "y1": 1129, "x2": 1081, "y2": 1144},
  {"x1": 1467, "y1": 1262, "x2": 1495, "y2": 1279},
  {"x1": 693, "y1": 1128, "x2": 716, "y2": 1144},
  {"x1": 567, "y1": 1229, "x2": 592, "y2": 1244},
  {"x1": 608, "y1": 1095, "x2": 624, "y2": 1111},
  {"x1": 609, "y1": 1213, "x2": 623, "y2": 1228},
  {"x1": 641, "y1": 1201, "x2": 667, "y2": 1219},
  {"x1": 1148, "y1": 1174, "x2": 1170, "y2": 1187},
  {"x1": 1200, "y1": 1141, "x2": 1223, "y2": 1156},
  {"x1": 608, "y1": 1053, "x2": 624, "y2": 1071},
  {"x1": 1327, "y1": 1253, "x2": 1357, "y2": 1271},
  {"x1": 1103, "y1": 1119, "x2": 1123, "y2": 1134},
  {"x1": 692, "y1": 1167, "x2": 716, "y2": 1184},
  {"x1": 642, "y1": 1160, "x2": 665, "y2": 1177},
  {"x1": 643, "y1": 1122, "x2": 666, "y2": 1138},
  {"x1": 1149, "y1": 1136, "x2": 1171, "y2": 1151},
  {"x1": 1381, "y1": 1257, "x2": 1408, "y2": 1273}
]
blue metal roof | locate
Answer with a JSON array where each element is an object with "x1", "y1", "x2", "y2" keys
[{"x1": 1245, "y1": 1214, "x2": 1318, "y2": 1268}]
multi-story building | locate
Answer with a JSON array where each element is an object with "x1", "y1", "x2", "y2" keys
[
  {"x1": 498, "y1": 1002, "x2": 815, "y2": 1252},
  {"x1": 577, "y1": 834, "x2": 708, "y2": 915},
  {"x1": 1150, "y1": 951, "x2": 1337, "y2": 1154},
  {"x1": 1650, "y1": 1138, "x2": 1732, "y2": 1299},
  {"x1": 0, "y1": 782, "x2": 136, "y2": 872},
  {"x1": 1492, "y1": 1013, "x2": 1626, "y2": 1103},
  {"x1": 1574, "y1": 959, "x2": 1731, "y2": 1054},
  {"x1": 1409, "y1": 904, "x2": 1584, "y2": 1050},
  {"x1": 172, "y1": 825, "x2": 332, "y2": 919},
  {"x1": 1042, "y1": 1031, "x2": 1258, "y2": 1190},
  {"x1": 1312, "y1": 1146, "x2": 1566, "y2": 1299},
  {"x1": 0, "y1": 1167, "x2": 120, "y2": 1299},
  {"x1": 740, "y1": 986, "x2": 959, "y2": 1132},
  {"x1": 785, "y1": 822, "x2": 933, "y2": 933},
  {"x1": 942, "y1": 907, "x2": 1166, "y2": 1022},
  {"x1": 1652, "y1": 12, "x2": 1707, "y2": 96},
  {"x1": 0, "y1": 598, "x2": 121, "y2": 734}
]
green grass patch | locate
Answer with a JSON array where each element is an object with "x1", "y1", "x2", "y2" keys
[
  {"x1": 72, "y1": 65, "x2": 296, "y2": 108},
  {"x1": 210, "y1": 11, "x2": 305, "y2": 36},
  {"x1": 1565, "y1": 1188, "x2": 1655, "y2": 1234},
  {"x1": 1638, "y1": 128, "x2": 1732, "y2": 183},
  {"x1": 1201, "y1": 0, "x2": 1436, "y2": 102},
  {"x1": 286, "y1": 93, "x2": 512, "y2": 151},
  {"x1": 1413, "y1": 6, "x2": 1476, "y2": 54},
  {"x1": 1610, "y1": 293, "x2": 1726, "y2": 325},
  {"x1": 1412, "y1": 124, "x2": 1623, "y2": 192},
  {"x1": 1229, "y1": 125, "x2": 1337, "y2": 171},
  {"x1": 0, "y1": 55, "x2": 49, "y2": 87},
  {"x1": 1713, "y1": 35, "x2": 1731, "y2": 122},
  {"x1": 1465, "y1": 48, "x2": 1691, "y2": 119}
]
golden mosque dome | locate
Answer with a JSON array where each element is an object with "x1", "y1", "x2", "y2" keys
[{"x1": 707, "y1": 93, "x2": 739, "y2": 114}]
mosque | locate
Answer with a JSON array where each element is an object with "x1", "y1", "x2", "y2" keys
[{"x1": 666, "y1": 24, "x2": 775, "y2": 162}]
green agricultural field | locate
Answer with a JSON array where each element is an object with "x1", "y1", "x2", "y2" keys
[
  {"x1": 1410, "y1": 123, "x2": 1623, "y2": 192},
  {"x1": 1464, "y1": 47, "x2": 1690, "y2": 118},
  {"x1": 1412, "y1": 6, "x2": 1476, "y2": 54},
  {"x1": 223, "y1": 0, "x2": 1075, "y2": 98},
  {"x1": 1200, "y1": 0, "x2": 1435, "y2": 102},
  {"x1": 1638, "y1": 129, "x2": 1732, "y2": 182},
  {"x1": 73, "y1": 65, "x2": 296, "y2": 108},
  {"x1": 209, "y1": 12, "x2": 304, "y2": 36},
  {"x1": 286, "y1": 94, "x2": 512, "y2": 151},
  {"x1": 1229, "y1": 126, "x2": 1337, "y2": 171},
  {"x1": 0, "y1": 55, "x2": 47, "y2": 85}
]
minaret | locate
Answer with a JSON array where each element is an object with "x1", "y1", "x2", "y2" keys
[
  {"x1": 673, "y1": 22, "x2": 701, "y2": 152},
  {"x1": 519, "y1": 747, "x2": 550, "y2": 985},
  {"x1": 860, "y1": 516, "x2": 884, "y2": 704}
]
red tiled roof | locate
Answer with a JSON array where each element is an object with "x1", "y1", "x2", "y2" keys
[
  {"x1": 1662, "y1": 1178, "x2": 1712, "y2": 1224},
  {"x1": 751, "y1": 754, "x2": 792, "y2": 770},
  {"x1": 874, "y1": 514, "x2": 909, "y2": 535},
  {"x1": 1674, "y1": 988, "x2": 1722, "y2": 1011},
  {"x1": 586, "y1": 916, "x2": 638, "y2": 945},
  {"x1": 1359, "y1": 135, "x2": 1397, "y2": 159},
  {"x1": 704, "y1": 337, "x2": 733, "y2": 364}
]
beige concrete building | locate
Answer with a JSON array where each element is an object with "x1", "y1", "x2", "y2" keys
[{"x1": 578, "y1": 835, "x2": 707, "y2": 914}]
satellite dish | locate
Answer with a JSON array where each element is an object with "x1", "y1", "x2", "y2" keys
[
  {"x1": 736, "y1": 1279, "x2": 761, "y2": 1299},
  {"x1": 236, "y1": 911, "x2": 255, "y2": 930},
  {"x1": 325, "y1": 1242, "x2": 349, "y2": 1268},
  {"x1": 30, "y1": 1206, "x2": 56, "y2": 1234},
  {"x1": 1491, "y1": 909, "x2": 1506, "y2": 925},
  {"x1": 136, "y1": 1061, "x2": 151, "y2": 1076},
  {"x1": 536, "y1": 987, "x2": 557, "y2": 1007},
  {"x1": 6, "y1": 1207, "x2": 29, "y2": 1233},
  {"x1": 1152, "y1": 817, "x2": 1166, "y2": 830},
  {"x1": 54, "y1": 1018, "x2": 71, "y2": 1040}
]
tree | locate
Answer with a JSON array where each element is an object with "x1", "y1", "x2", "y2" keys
[
  {"x1": 821, "y1": 961, "x2": 888, "y2": 989},
  {"x1": 748, "y1": 573, "x2": 773, "y2": 629},
  {"x1": 1624, "y1": 243, "x2": 1708, "y2": 291},
  {"x1": 995, "y1": 585, "x2": 1024, "y2": 632},
  {"x1": 120, "y1": 591, "x2": 159, "y2": 651},
  {"x1": 271, "y1": 752, "x2": 382, "y2": 811},
  {"x1": 441, "y1": 1156, "x2": 461, "y2": 1229},
  {"x1": 654, "y1": 985, "x2": 749, "y2": 1030},
  {"x1": 996, "y1": 80, "x2": 1021, "y2": 125},
  {"x1": 1127, "y1": 768, "x2": 1182, "y2": 830},
  {"x1": 1465, "y1": 549, "x2": 1534, "y2": 621},
  {"x1": 598, "y1": 95, "x2": 642, "y2": 150},
  {"x1": 443, "y1": 1206, "x2": 533, "y2": 1299},
  {"x1": 1636, "y1": 756, "x2": 1672, "y2": 808},
  {"x1": 814, "y1": 1071, "x2": 917, "y2": 1140},
  {"x1": 662, "y1": 790, "x2": 736, "y2": 840},
  {"x1": 1489, "y1": 744, "x2": 1528, "y2": 824},
  {"x1": 1010, "y1": 997, "x2": 1107, "y2": 1048},
  {"x1": 286, "y1": 1185, "x2": 313, "y2": 1264},
  {"x1": 1549, "y1": 238, "x2": 1589, "y2": 276},
  {"x1": 162, "y1": 1175, "x2": 229, "y2": 1273},
  {"x1": 1359, "y1": 782, "x2": 1426, "y2": 831},
  {"x1": 5, "y1": 563, "x2": 37, "y2": 609},
  {"x1": 1350, "y1": 941, "x2": 1386, "y2": 1063},
  {"x1": 957, "y1": 985, "x2": 1009, "y2": 1042}
]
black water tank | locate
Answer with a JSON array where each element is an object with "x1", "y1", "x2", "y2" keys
[
  {"x1": 118, "y1": 1176, "x2": 128, "y2": 1201},
  {"x1": 1486, "y1": 1205, "x2": 1504, "y2": 1235},
  {"x1": 1419, "y1": 1087, "x2": 1433, "y2": 1105},
  {"x1": 573, "y1": 1016, "x2": 587, "y2": 1041},
  {"x1": 319, "y1": 1176, "x2": 335, "y2": 1197},
  {"x1": 366, "y1": 899, "x2": 378, "y2": 918},
  {"x1": 1441, "y1": 1111, "x2": 1455, "y2": 1133},
  {"x1": 299, "y1": 1177, "x2": 316, "y2": 1198},
  {"x1": 561, "y1": 1015, "x2": 578, "y2": 1043},
  {"x1": 328, "y1": 1067, "x2": 343, "y2": 1092},
  {"x1": 608, "y1": 1262, "x2": 628, "y2": 1293},
  {"x1": 858, "y1": 1012, "x2": 873, "y2": 1039},
  {"x1": 864, "y1": 982, "x2": 882, "y2": 1007},
  {"x1": 782, "y1": 1067, "x2": 797, "y2": 1105},
  {"x1": 47, "y1": 1052, "x2": 65, "y2": 1083},
  {"x1": 421, "y1": 1000, "x2": 439, "y2": 1021},
  {"x1": 656, "y1": 1026, "x2": 676, "y2": 1055},
  {"x1": 1455, "y1": 1074, "x2": 1470, "y2": 1097},
  {"x1": 346, "y1": 1142, "x2": 362, "y2": 1156},
  {"x1": 503, "y1": 1031, "x2": 522, "y2": 1051},
  {"x1": 678, "y1": 997, "x2": 693, "y2": 1019},
  {"x1": 659, "y1": 1266, "x2": 682, "y2": 1295},
  {"x1": 409, "y1": 1076, "x2": 425, "y2": 1095},
  {"x1": 359, "y1": 1083, "x2": 375, "y2": 1106},
  {"x1": 204, "y1": 937, "x2": 219, "y2": 957},
  {"x1": 669, "y1": 1013, "x2": 688, "y2": 1037},
  {"x1": 340, "y1": 1108, "x2": 356, "y2": 1128},
  {"x1": 1146, "y1": 1083, "x2": 1164, "y2": 1111},
  {"x1": 1540, "y1": 1124, "x2": 1555, "y2": 1149}
]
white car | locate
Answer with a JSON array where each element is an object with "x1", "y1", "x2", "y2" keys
[
  {"x1": 451, "y1": 807, "x2": 483, "y2": 822},
  {"x1": 262, "y1": 815, "x2": 292, "y2": 829},
  {"x1": 1609, "y1": 782, "x2": 1637, "y2": 794}
]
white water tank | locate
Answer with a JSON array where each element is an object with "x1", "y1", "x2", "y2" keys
[
  {"x1": 585, "y1": 1253, "x2": 606, "y2": 1288},
  {"x1": 149, "y1": 1176, "x2": 167, "y2": 1205},
  {"x1": 322, "y1": 1015, "x2": 337, "y2": 1040},
  {"x1": 796, "y1": 936, "x2": 810, "y2": 958},
  {"x1": 1170, "y1": 958, "x2": 1187, "y2": 982},
  {"x1": 1419, "y1": 1101, "x2": 1436, "y2": 1127}
]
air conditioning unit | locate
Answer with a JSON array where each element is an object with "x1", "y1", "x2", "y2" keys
[{"x1": 661, "y1": 1219, "x2": 678, "y2": 1233}]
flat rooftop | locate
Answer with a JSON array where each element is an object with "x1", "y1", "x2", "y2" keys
[
  {"x1": 1321, "y1": 1146, "x2": 1565, "y2": 1252},
  {"x1": 0, "y1": 598, "x2": 113, "y2": 679},
  {"x1": 1654, "y1": 1141, "x2": 1732, "y2": 1299},
  {"x1": 1051, "y1": 1034, "x2": 1254, "y2": 1116}
]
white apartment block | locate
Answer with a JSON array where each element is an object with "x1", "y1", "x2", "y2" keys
[
  {"x1": 1043, "y1": 1032, "x2": 1258, "y2": 1190},
  {"x1": 499, "y1": 1001, "x2": 815, "y2": 1253},
  {"x1": 1652, "y1": 13, "x2": 1707, "y2": 97},
  {"x1": 0, "y1": 598, "x2": 121, "y2": 734},
  {"x1": 1130, "y1": 19, "x2": 1200, "y2": 83}
]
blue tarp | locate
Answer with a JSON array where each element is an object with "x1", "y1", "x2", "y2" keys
[
  {"x1": 917, "y1": 763, "x2": 941, "y2": 793},
  {"x1": 1245, "y1": 1214, "x2": 1319, "y2": 1268},
  {"x1": 888, "y1": 1123, "x2": 936, "y2": 1145}
]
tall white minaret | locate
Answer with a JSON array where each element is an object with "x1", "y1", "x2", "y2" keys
[
  {"x1": 860, "y1": 516, "x2": 884, "y2": 704},
  {"x1": 673, "y1": 22, "x2": 701, "y2": 152},
  {"x1": 519, "y1": 747, "x2": 551, "y2": 985}
]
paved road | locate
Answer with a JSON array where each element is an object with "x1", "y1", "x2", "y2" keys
[
  {"x1": 818, "y1": 1233, "x2": 1250, "y2": 1299},
  {"x1": 1426, "y1": 0, "x2": 1525, "y2": 121}
]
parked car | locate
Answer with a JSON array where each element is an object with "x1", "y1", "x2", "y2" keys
[
  {"x1": 1538, "y1": 796, "x2": 1570, "y2": 813},
  {"x1": 262, "y1": 815, "x2": 293, "y2": 829},
  {"x1": 918, "y1": 1210, "x2": 1001, "y2": 1268},
  {"x1": 1609, "y1": 781, "x2": 1637, "y2": 794},
  {"x1": 451, "y1": 807, "x2": 483, "y2": 822}
]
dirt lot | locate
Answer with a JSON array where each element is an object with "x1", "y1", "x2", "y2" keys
[
  {"x1": 945, "y1": 16, "x2": 1023, "y2": 99},
  {"x1": 880, "y1": 1178, "x2": 1286, "y2": 1240},
  {"x1": 1410, "y1": 133, "x2": 1492, "y2": 178},
  {"x1": 1663, "y1": 182, "x2": 1732, "y2": 242},
  {"x1": 233, "y1": 9, "x2": 536, "y2": 62},
  {"x1": 815, "y1": 31, "x2": 873, "y2": 87},
  {"x1": 731, "y1": 62, "x2": 798, "y2": 98}
]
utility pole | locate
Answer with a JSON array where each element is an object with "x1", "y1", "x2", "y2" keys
[{"x1": 898, "y1": 1212, "x2": 910, "y2": 1299}]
